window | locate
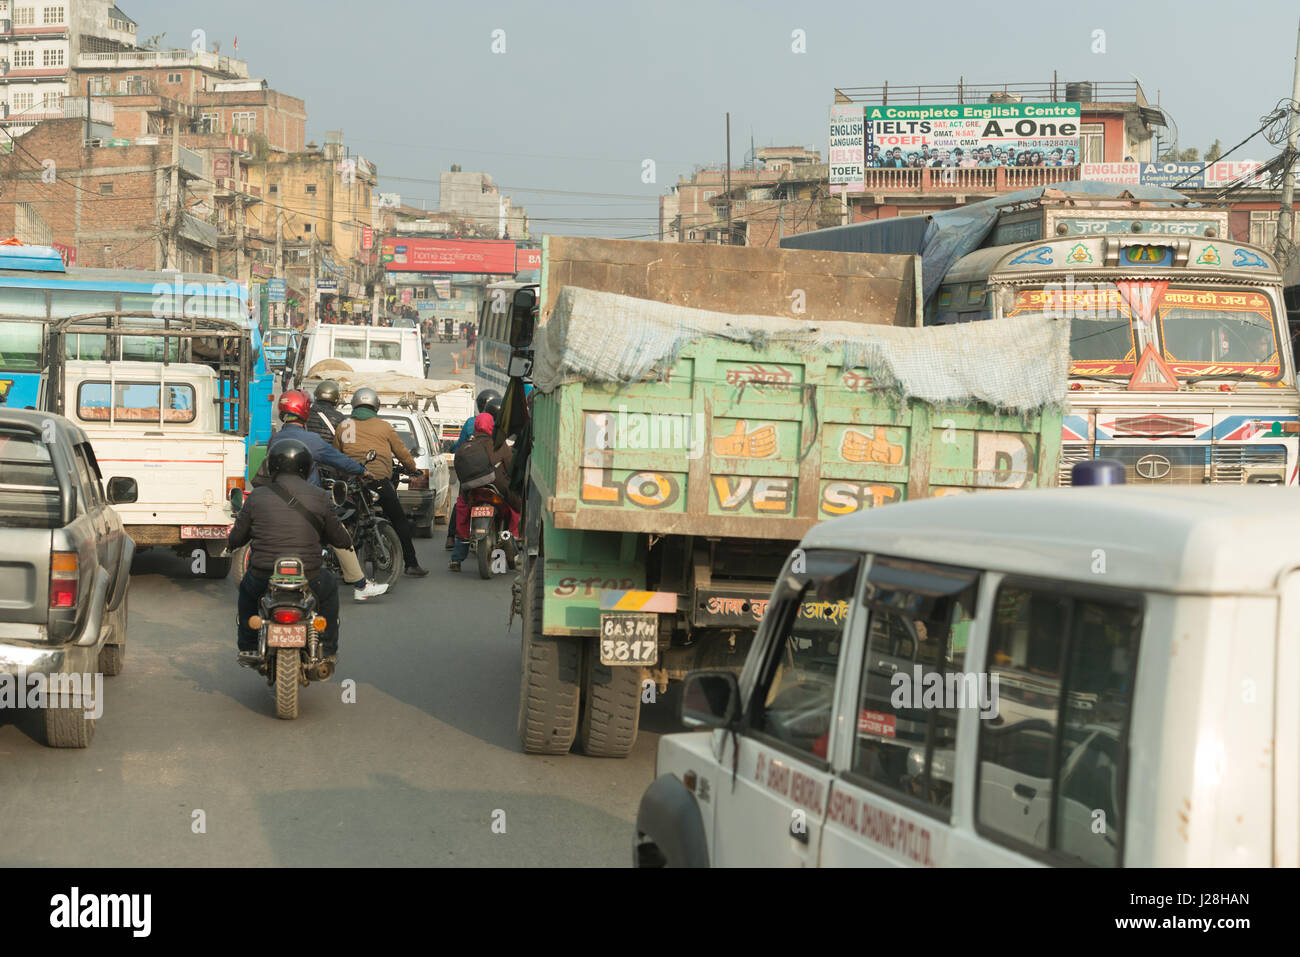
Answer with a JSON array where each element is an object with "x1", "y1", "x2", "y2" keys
[
  {"x1": 199, "y1": 112, "x2": 221, "y2": 133},
  {"x1": 1249, "y1": 210, "x2": 1299, "y2": 248},
  {"x1": 850, "y1": 557, "x2": 979, "y2": 815},
  {"x1": 13, "y1": 6, "x2": 33, "y2": 27},
  {"x1": 12, "y1": 50, "x2": 34, "y2": 69},
  {"x1": 369, "y1": 340, "x2": 401, "y2": 361},
  {"x1": 748, "y1": 550, "x2": 860, "y2": 760},
  {"x1": 332, "y1": 337, "x2": 366, "y2": 359},
  {"x1": 76, "y1": 381, "x2": 196, "y2": 424},
  {"x1": 976, "y1": 581, "x2": 1142, "y2": 867},
  {"x1": 42, "y1": 5, "x2": 63, "y2": 25},
  {"x1": 42, "y1": 47, "x2": 63, "y2": 67},
  {"x1": 231, "y1": 111, "x2": 256, "y2": 133},
  {"x1": 268, "y1": 183, "x2": 278, "y2": 194},
  {"x1": 72, "y1": 443, "x2": 103, "y2": 510},
  {"x1": 98, "y1": 182, "x2": 113, "y2": 194},
  {"x1": 303, "y1": 223, "x2": 312, "y2": 233},
  {"x1": 41, "y1": 90, "x2": 60, "y2": 109},
  {"x1": 381, "y1": 415, "x2": 421, "y2": 454},
  {"x1": 0, "y1": 318, "x2": 44, "y2": 369},
  {"x1": 1080, "y1": 124, "x2": 1105, "y2": 165},
  {"x1": 166, "y1": 72, "x2": 182, "y2": 84},
  {"x1": 0, "y1": 427, "x2": 60, "y2": 529},
  {"x1": 305, "y1": 184, "x2": 317, "y2": 195}
]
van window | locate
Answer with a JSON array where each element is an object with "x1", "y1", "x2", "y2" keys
[
  {"x1": 976, "y1": 581, "x2": 1142, "y2": 867},
  {"x1": 0, "y1": 427, "x2": 61, "y2": 528},
  {"x1": 748, "y1": 550, "x2": 860, "y2": 762},
  {"x1": 369, "y1": 340, "x2": 401, "y2": 361},
  {"x1": 77, "y1": 381, "x2": 196, "y2": 424},
  {"x1": 334, "y1": 338, "x2": 366, "y2": 360},
  {"x1": 850, "y1": 557, "x2": 979, "y2": 816}
]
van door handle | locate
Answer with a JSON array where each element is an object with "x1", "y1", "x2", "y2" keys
[
  {"x1": 1013, "y1": 784, "x2": 1036, "y2": 800},
  {"x1": 789, "y1": 819, "x2": 809, "y2": 844}
]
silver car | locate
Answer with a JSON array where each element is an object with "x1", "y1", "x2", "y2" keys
[{"x1": 378, "y1": 408, "x2": 451, "y2": 537}]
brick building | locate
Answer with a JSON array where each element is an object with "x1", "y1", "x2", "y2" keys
[{"x1": 0, "y1": 115, "x2": 214, "y2": 271}]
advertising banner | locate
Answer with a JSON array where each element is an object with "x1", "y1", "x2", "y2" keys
[
  {"x1": 1080, "y1": 162, "x2": 1140, "y2": 184},
  {"x1": 362, "y1": 226, "x2": 373, "y2": 251},
  {"x1": 829, "y1": 104, "x2": 866, "y2": 184},
  {"x1": 516, "y1": 247, "x2": 542, "y2": 271},
  {"x1": 1138, "y1": 162, "x2": 1205, "y2": 188},
  {"x1": 268, "y1": 278, "x2": 286, "y2": 303},
  {"x1": 861, "y1": 102, "x2": 1080, "y2": 169},
  {"x1": 380, "y1": 238, "x2": 517, "y2": 274}
]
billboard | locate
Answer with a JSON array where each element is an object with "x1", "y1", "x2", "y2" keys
[
  {"x1": 516, "y1": 248, "x2": 541, "y2": 271},
  {"x1": 1080, "y1": 160, "x2": 1268, "y2": 189},
  {"x1": 861, "y1": 103, "x2": 1081, "y2": 169},
  {"x1": 380, "y1": 238, "x2": 517, "y2": 274},
  {"x1": 829, "y1": 104, "x2": 866, "y2": 185}
]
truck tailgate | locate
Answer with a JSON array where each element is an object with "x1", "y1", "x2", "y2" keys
[
  {"x1": 85, "y1": 432, "x2": 243, "y2": 525},
  {"x1": 0, "y1": 527, "x2": 53, "y2": 625}
]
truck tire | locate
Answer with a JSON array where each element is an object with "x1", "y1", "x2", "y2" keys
[
  {"x1": 517, "y1": 556, "x2": 580, "y2": 754},
  {"x1": 416, "y1": 519, "x2": 434, "y2": 539},
  {"x1": 98, "y1": 592, "x2": 127, "y2": 676},
  {"x1": 575, "y1": 646, "x2": 642, "y2": 758},
  {"x1": 44, "y1": 703, "x2": 95, "y2": 748},
  {"x1": 274, "y1": 650, "x2": 300, "y2": 720}
]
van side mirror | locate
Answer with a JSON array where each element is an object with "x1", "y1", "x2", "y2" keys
[
  {"x1": 679, "y1": 670, "x2": 742, "y2": 730},
  {"x1": 106, "y1": 476, "x2": 138, "y2": 504}
]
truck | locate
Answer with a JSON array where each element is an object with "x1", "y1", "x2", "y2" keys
[
  {"x1": 512, "y1": 237, "x2": 1068, "y2": 758},
  {"x1": 285, "y1": 322, "x2": 426, "y2": 391},
  {"x1": 39, "y1": 311, "x2": 252, "y2": 579}
]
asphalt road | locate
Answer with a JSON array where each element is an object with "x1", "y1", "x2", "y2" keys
[{"x1": 0, "y1": 340, "x2": 685, "y2": 867}]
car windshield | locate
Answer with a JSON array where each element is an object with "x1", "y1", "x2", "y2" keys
[
  {"x1": 381, "y1": 416, "x2": 420, "y2": 453},
  {"x1": 265, "y1": 331, "x2": 290, "y2": 347}
]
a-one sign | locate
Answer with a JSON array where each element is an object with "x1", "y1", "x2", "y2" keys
[
  {"x1": 380, "y1": 238, "x2": 517, "y2": 274},
  {"x1": 860, "y1": 102, "x2": 1081, "y2": 169},
  {"x1": 1079, "y1": 160, "x2": 1268, "y2": 189}
]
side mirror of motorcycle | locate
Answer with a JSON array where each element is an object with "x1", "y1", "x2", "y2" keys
[
  {"x1": 331, "y1": 481, "x2": 347, "y2": 507},
  {"x1": 229, "y1": 487, "x2": 245, "y2": 513},
  {"x1": 365, "y1": 449, "x2": 377, "y2": 463}
]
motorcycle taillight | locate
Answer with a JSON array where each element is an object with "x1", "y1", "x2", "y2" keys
[{"x1": 272, "y1": 607, "x2": 303, "y2": 624}]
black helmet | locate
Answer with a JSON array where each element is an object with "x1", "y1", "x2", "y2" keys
[
  {"x1": 352, "y1": 387, "x2": 380, "y2": 412},
  {"x1": 267, "y1": 438, "x2": 313, "y2": 480},
  {"x1": 476, "y1": 389, "x2": 502, "y2": 413},
  {"x1": 484, "y1": 395, "x2": 503, "y2": 421},
  {"x1": 314, "y1": 379, "x2": 341, "y2": 403}
]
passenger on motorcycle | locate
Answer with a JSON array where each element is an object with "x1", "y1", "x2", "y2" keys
[
  {"x1": 333, "y1": 387, "x2": 430, "y2": 577},
  {"x1": 446, "y1": 389, "x2": 502, "y2": 550},
  {"x1": 228, "y1": 439, "x2": 351, "y2": 668},
  {"x1": 449, "y1": 412, "x2": 520, "y2": 572},
  {"x1": 252, "y1": 391, "x2": 389, "y2": 602},
  {"x1": 307, "y1": 379, "x2": 347, "y2": 442}
]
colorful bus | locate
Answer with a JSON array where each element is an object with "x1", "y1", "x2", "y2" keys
[{"x1": 0, "y1": 243, "x2": 274, "y2": 478}]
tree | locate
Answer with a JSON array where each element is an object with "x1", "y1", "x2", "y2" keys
[
  {"x1": 1205, "y1": 140, "x2": 1223, "y2": 162},
  {"x1": 1179, "y1": 147, "x2": 1199, "y2": 162},
  {"x1": 142, "y1": 33, "x2": 166, "y2": 50}
]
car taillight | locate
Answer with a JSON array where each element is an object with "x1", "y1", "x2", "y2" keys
[
  {"x1": 50, "y1": 551, "x2": 78, "y2": 608},
  {"x1": 272, "y1": 607, "x2": 303, "y2": 624}
]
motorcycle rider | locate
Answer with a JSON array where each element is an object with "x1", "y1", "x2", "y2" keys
[
  {"x1": 449, "y1": 411, "x2": 520, "y2": 572},
  {"x1": 228, "y1": 439, "x2": 351, "y2": 668},
  {"x1": 334, "y1": 387, "x2": 429, "y2": 577},
  {"x1": 445, "y1": 389, "x2": 502, "y2": 550},
  {"x1": 255, "y1": 391, "x2": 390, "y2": 602},
  {"x1": 307, "y1": 379, "x2": 347, "y2": 442}
]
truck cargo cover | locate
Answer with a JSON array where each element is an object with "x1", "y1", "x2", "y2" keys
[{"x1": 534, "y1": 286, "x2": 1069, "y2": 413}]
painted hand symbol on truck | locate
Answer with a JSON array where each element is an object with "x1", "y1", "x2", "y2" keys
[
  {"x1": 840, "y1": 427, "x2": 904, "y2": 465},
  {"x1": 713, "y1": 420, "x2": 778, "y2": 458}
]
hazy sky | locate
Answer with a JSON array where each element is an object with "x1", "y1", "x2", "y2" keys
[{"x1": 129, "y1": 0, "x2": 1300, "y2": 238}]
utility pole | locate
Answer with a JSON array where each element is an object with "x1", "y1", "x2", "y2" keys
[
  {"x1": 1277, "y1": 16, "x2": 1300, "y2": 264},
  {"x1": 308, "y1": 193, "x2": 317, "y2": 326},
  {"x1": 166, "y1": 113, "x2": 181, "y2": 268},
  {"x1": 234, "y1": 187, "x2": 246, "y2": 286},
  {"x1": 274, "y1": 210, "x2": 284, "y2": 328},
  {"x1": 725, "y1": 112, "x2": 732, "y2": 245},
  {"x1": 84, "y1": 89, "x2": 90, "y2": 145}
]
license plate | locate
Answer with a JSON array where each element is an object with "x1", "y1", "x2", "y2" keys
[
  {"x1": 599, "y1": 613, "x2": 658, "y2": 666},
  {"x1": 182, "y1": 525, "x2": 232, "y2": 539},
  {"x1": 267, "y1": 623, "x2": 306, "y2": 648},
  {"x1": 470, "y1": 505, "x2": 494, "y2": 518}
]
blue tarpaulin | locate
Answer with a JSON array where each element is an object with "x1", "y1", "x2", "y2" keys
[{"x1": 781, "y1": 181, "x2": 1196, "y2": 304}]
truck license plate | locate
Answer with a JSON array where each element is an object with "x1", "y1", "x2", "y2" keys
[
  {"x1": 599, "y1": 613, "x2": 658, "y2": 666},
  {"x1": 267, "y1": 624, "x2": 306, "y2": 648},
  {"x1": 182, "y1": 525, "x2": 232, "y2": 539},
  {"x1": 470, "y1": 505, "x2": 494, "y2": 518}
]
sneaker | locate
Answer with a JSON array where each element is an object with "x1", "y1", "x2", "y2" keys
[
  {"x1": 354, "y1": 580, "x2": 390, "y2": 602},
  {"x1": 448, "y1": 561, "x2": 461, "y2": 572},
  {"x1": 404, "y1": 565, "x2": 429, "y2": 578}
]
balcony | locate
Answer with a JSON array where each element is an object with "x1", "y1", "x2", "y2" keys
[
  {"x1": 76, "y1": 49, "x2": 249, "y2": 78},
  {"x1": 843, "y1": 165, "x2": 1081, "y2": 195},
  {"x1": 834, "y1": 79, "x2": 1149, "y2": 106}
]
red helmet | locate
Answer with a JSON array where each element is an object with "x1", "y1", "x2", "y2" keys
[{"x1": 277, "y1": 389, "x2": 312, "y2": 422}]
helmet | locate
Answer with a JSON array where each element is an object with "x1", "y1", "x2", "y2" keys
[
  {"x1": 483, "y1": 395, "x2": 503, "y2": 421},
  {"x1": 476, "y1": 389, "x2": 502, "y2": 413},
  {"x1": 314, "y1": 379, "x2": 341, "y2": 404},
  {"x1": 267, "y1": 438, "x2": 313, "y2": 480},
  {"x1": 277, "y1": 389, "x2": 311, "y2": 422},
  {"x1": 352, "y1": 387, "x2": 380, "y2": 412}
]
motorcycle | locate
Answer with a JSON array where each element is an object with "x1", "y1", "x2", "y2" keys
[
  {"x1": 320, "y1": 450, "x2": 403, "y2": 589},
  {"x1": 467, "y1": 483, "x2": 517, "y2": 579}
]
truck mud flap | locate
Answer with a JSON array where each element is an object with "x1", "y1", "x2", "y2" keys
[
  {"x1": 106, "y1": 537, "x2": 136, "y2": 613},
  {"x1": 635, "y1": 774, "x2": 710, "y2": 868}
]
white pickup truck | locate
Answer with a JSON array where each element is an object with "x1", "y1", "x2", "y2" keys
[{"x1": 43, "y1": 360, "x2": 246, "y2": 578}]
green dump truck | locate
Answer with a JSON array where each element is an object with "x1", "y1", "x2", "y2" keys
[{"x1": 514, "y1": 237, "x2": 1068, "y2": 758}]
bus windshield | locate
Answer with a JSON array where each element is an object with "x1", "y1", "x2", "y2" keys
[{"x1": 1005, "y1": 282, "x2": 1285, "y2": 382}]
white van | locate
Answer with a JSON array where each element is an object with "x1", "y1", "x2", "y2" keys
[
  {"x1": 290, "y1": 323, "x2": 426, "y2": 386},
  {"x1": 636, "y1": 486, "x2": 1299, "y2": 867}
]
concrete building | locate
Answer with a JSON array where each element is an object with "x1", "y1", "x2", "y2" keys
[
  {"x1": 438, "y1": 167, "x2": 528, "y2": 239},
  {"x1": 0, "y1": 0, "x2": 137, "y2": 136}
]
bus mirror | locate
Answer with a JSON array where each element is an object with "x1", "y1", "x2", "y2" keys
[{"x1": 507, "y1": 354, "x2": 534, "y2": 379}]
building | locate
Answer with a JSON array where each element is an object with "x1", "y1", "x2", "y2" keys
[
  {"x1": 438, "y1": 167, "x2": 528, "y2": 239},
  {"x1": 0, "y1": 115, "x2": 214, "y2": 271},
  {"x1": 661, "y1": 146, "x2": 831, "y2": 245},
  {"x1": 0, "y1": 0, "x2": 137, "y2": 137}
]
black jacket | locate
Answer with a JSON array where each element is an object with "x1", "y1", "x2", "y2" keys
[
  {"x1": 306, "y1": 400, "x2": 346, "y2": 442},
  {"x1": 227, "y1": 473, "x2": 352, "y2": 577}
]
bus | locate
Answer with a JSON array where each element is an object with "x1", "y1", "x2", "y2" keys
[
  {"x1": 785, "y1": 190, "x2": 1300, "y2": 487},
  {"x1": 475, "y1": 279, "x2": 538, "y2": 397},
  {"x1": 0, "y1": 243, "x2": 275, "y2": 478}
]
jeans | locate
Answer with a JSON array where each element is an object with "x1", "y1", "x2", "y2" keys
[
  {"x1": 237, "y1": 568, "x2": 340, "y2": 655},
  {"x1": 371, "y1": 477, "x2": 420, "y2": 568}
]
